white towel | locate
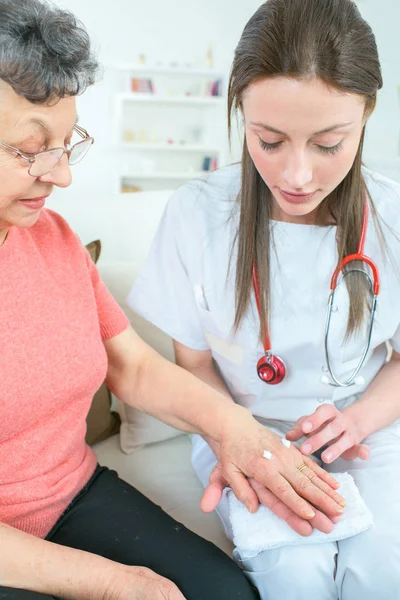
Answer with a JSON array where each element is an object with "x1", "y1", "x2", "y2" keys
[{"x1": 228, "y1": 472, "x2": 374, "y2": 552}]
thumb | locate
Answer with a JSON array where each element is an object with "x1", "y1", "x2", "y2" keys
[{"x1": 200, "y1": 463, "x2": 226, "y2": 513}]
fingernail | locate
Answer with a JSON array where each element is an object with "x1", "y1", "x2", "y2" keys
[
  {"x1": 337, "y1": 507, "x2": 346, "y2": 513},
  {"x1": 302, "y1": 443, "x2": 312, "y2": 454},
  {"x1": 246, "y1": 501, "x2": 254, "y2": 513},
  {"x1": 338, "y1": 498, "x2": 347, "y2": 507},
  {"x1": 306, "y1": 509, "x2": 316, "y2": 519},
  {"x1": 331, "y1": 516, "x2": 341, "y2": 524},
  {"x1": 324, "y1": 452, "x2": 333, "y2": 462},
  {"x1": 303, "y1": 422, "x2": 312, "y2": 433}
]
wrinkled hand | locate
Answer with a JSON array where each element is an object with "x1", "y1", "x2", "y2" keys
[
  {"x1": 106, "y1": 565, "x2": 186, "y2": 600},
  {"x1": 286, "y1": 404, "x2": 370, "y2": 463},
  {"x1": 201, "y1": 461, "x2": 341, "y2": 537},
  {"x1": 203, "y1": 407, "x2": 346, "y2": 523}
]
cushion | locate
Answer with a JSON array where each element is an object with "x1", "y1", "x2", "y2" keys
[
  {"x1": 85, "y1": 241, "x2": 121, "y2": 446},
  {"x1": 98, "y1": 261, "x2": 184, "y2": 453}
]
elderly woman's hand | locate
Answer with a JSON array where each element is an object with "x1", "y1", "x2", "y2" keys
[
  {"x1": 201, "y1": 460, "x2": 341, "y2": 536},
  {"x1": 106, "y1": 565, "x2": 187, "y2": 600},
  {"x1": 205, "y1": 409, "x2": 346, "y2": 523}
]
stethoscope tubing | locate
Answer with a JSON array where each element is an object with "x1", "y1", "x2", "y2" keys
[{"x1": 253, "y1": 200, "x2": 380, "y2": 387}]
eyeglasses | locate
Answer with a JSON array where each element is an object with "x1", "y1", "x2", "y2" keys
[{"x1": 0, "y1": 124, "x2": 94, "y2": 177}]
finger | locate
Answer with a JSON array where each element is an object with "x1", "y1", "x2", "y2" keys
[
  {"x1": 200, "y1": 482, "x2": 224, "y2": 513},
  {"x1": 309, "y1": 509, "x2": 336, "y2": 534},
  {"x1": 249, "y1": 478, "x2": 313, "y2": 536},
  {"x1": 289, "y1": 466, "x2": 346, "y2": 517},
  {"x1": 225, "y1": 466, "x2": 259, "y2": 513},
  {"x1": 302, "y1": 459, "x2": 346, "y2": 506},
  {"x1": 303, "y1": 456, "x2": 340, "y2": 490},
  {"x1": 298, "y1": 404, "x2": 338, "y2": 438},
  {"x1": 286, "y1": 416, "x2": 308, "y2": 441},
  {"x1": 328, "y1": 442, "x2": 370, "y2": 463},
  {"x1": 285, "y1": 429, "x2": 304, "y2": 442},
  {"x1": 320, "y1": 431, "x2": 358, "y2": 463},
  {"x1": 287, "y1": 421, "x2": 328, "y2": 442},
  {"x1": 300, "y1": 418, "x2": 345, "y2": 455},
  {"x1": 357, "y1": 444, "x2": 370, "y2": 460},
  {"x1": 257, "y1": 467, "x2": 318, "y2": 520},
  {"x1": 250, "y1": 478, "x2": 338, "y2": 535},
  {"x1": 200, "y1": 463, "x2": 226, "y2": 513}
]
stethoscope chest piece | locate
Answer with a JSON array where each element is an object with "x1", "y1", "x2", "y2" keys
[{"x1": 257, "y1": 353, "x2": 286, "y2": 384}]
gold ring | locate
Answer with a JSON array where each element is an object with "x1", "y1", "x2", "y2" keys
[{"x1": 297, "y1": 463, "x2": 308, "y2": 473}]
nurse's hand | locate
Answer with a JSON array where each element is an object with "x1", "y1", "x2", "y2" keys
[
  {"x1": 206, "y1": 413, "x2": 346, "y2": 522},
  {"x1": 286, "y1": 404, "x2": 370, "y2": 463}
]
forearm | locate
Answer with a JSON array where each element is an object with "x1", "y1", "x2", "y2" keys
[
  {"x1": 131, "y1": 347, "x2": 247, "y2": 442},
  {"x1": 106, "y1": 331, "x2": 248, "y2": 445},
  {"x1": 177, "y1": 360, "x2": 233, "y2": 455},
  {"x1": 0, "y1": 522, "x2": 118, "y2": 599},
  {"x1": 344, "y1": 356, "x2": 400, "y2": 440}
]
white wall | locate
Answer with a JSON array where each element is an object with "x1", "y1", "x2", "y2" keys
[{"x1": 48, "y1": 0, "x2": 400, "y2": 211}]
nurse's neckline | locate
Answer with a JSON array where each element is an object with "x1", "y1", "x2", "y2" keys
[{"x1": 270, "y1": 218, "x2": 337, "y2": 228}]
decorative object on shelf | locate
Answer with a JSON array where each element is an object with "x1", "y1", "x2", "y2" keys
[
  {"x1": 138, "y1": 129, "x2": 148, "y2": 143},
  {"x1": 202, "y1": 155, "x2": 219, "y2": 172},
  {"x1": 131, "y1": 78, "x2": 154, "y2": 94},
  {"x1": 123, "y1": 129, "x2": 135, "y2": 142},
  {"x1": 121, "y1": 183, "x2": 142, "y2": 193},
  {"x1": 208, "y1": 79, "x2": 222, "y2": 97},
  {"x1": 205, "y1": 44, "x2": 214, "y2": 69}
]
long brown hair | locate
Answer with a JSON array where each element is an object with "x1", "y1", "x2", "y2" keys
[{"x1": 228, "y1": 0, "x2": 383, "y2": 341}]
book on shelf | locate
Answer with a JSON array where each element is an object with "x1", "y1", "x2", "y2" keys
[{"x1": 131, "y1": 78, "x2": 155, "y2": 94}]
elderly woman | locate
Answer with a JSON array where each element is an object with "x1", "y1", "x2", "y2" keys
[{"x1": 0, "y1": 1, "x2": 346, "y2": 599}]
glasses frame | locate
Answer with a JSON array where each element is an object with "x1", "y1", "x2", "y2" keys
[{"x1": 0, "y1": 124, "x2": 94, "y2": 177}]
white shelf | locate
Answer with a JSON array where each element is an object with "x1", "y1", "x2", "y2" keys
[
  {"x1": 108, "y1": 64, "x2": 224, "y2": 78},
  {"x1": 122, "y1": 171, "x2": 209, "y2": 181},
  {"x1": 118, "y1": 93, "x2": 225, "y2": 106},
  {"x1": 120, "y1": 142, "x2": 220, "y2": 153}
]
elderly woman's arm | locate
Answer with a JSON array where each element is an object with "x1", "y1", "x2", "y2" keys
[
  {"x1": 104, "y1": 327, "x2": 347, "y2": 523},
  {"x1": 0, "y1": 522, "x2": 185, "y2": 599}
]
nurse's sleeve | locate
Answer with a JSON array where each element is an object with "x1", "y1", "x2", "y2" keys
[
  {"x1": 389, "y1": 325, "x2": 400, "y2": 354},
  {"x1": 126, "y1": 193, "x2": 210, "y2": 351}
]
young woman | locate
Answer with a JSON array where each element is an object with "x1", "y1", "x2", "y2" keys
[{"x1": 128, "y1": 0, "x2": 400, "y2": 598}]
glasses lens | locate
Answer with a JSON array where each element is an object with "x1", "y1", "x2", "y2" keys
[
  {"x1": 29, "y1": 148, "x2": 64, "y2": 177},
  {"x1": 69, "y1": 138, "x2": 93, "y2": 166}
]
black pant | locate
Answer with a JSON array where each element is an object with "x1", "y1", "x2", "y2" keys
[{"x1": 0, "y1": 466, "x2": 259, "y2": 599}]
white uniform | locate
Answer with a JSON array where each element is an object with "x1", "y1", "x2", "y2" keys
[{"x1": 127, "y1": 164, "x2": 400, "y2": 600}]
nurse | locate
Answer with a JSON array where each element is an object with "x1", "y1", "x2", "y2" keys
[{"x1": 128, "y1": 0, "x2": 400, "y2": 598}]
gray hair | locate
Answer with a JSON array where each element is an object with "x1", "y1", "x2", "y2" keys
[{"x1": 0, "y1": 0, "x2": 100, "y2": 104}]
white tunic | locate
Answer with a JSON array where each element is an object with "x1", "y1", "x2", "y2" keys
[{"x1": 127, "y1": 163, "x2": 400, "y2": 422}]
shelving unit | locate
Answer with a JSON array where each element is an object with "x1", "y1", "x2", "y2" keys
[
  {"x1": 120, "y1": 142, "x2": 220, "y2": 152},
  {"x1": 109, "y1": 64, "x2": 227, "y2": 192},
  {"x1": 117, "y1": 92, "x2": 225, "y2": 106}
]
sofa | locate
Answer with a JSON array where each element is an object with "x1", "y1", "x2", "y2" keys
[{"x1": 46, "y1": 189, "x2": 233, "y2": 556}]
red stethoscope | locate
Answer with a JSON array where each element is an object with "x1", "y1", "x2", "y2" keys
[{"x1": 253, "y1": 202, "x2": 380, "y2": 387}]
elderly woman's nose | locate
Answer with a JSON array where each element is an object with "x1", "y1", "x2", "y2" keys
[{"x1": 39, "y1": 155, "x2": 72, "y2": 188}]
